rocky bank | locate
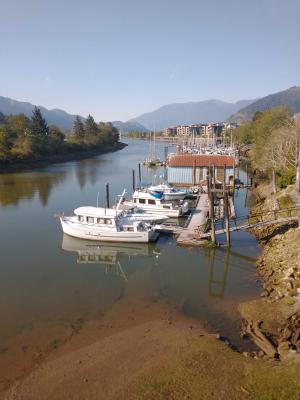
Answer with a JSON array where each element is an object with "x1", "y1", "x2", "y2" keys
[{"x1": 239, "y1": 183, "x2": 300, "y2": 360}]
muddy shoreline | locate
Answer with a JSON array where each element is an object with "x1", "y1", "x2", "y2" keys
[
  {"x1": 0, "y1": 142, "x2": 127, "y2": 173},
  {"x1": 238, "y1": 183, "x2": 300, "y2": 360}
]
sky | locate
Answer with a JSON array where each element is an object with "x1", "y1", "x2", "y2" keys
[{"x1": 0, "y1": 0, "x2": 300, "y2": 121}]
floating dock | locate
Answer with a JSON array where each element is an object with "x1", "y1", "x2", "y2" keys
[{"x1": 176, "y1": 194, "x2": 209, "y2": 246}]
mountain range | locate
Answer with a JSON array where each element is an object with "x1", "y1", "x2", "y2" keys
[
  {"x1": 0, "y1": 96, "x2": 79, "y2": 131},
  {"x1": 1, "y1": 86, "x2": 300, "y2": 133},
  {"x1": 128, "y1": 99, "x2": 255, "y2": 131},
  {"x1": 229, "y1": 86, "x2": 300, "y2": 123}
]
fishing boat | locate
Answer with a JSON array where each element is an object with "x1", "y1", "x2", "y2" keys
[
  {"x1": 148, "y1": 183, "x2": 187, "y2": 201},
  {"x1": 121, "y1": 189, "x2": 189, "y2": 218},
  {"x1": 60, "y1": 206, "x2": 159, "y2": 243}
]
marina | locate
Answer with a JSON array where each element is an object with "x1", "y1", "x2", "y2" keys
[{"x1": 0, "y1": 139, "x2": 265, "y2": 391}]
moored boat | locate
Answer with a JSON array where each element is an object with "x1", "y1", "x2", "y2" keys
[
  {"x1": 60, "y1": 206, "x2": 159, "y2": 243},
  {"x1": 121, "y1": 189, "x2": 189, "y2": 218},
  {"x1": 148, "y1": 183, "x2": 187, "y2": 201}
]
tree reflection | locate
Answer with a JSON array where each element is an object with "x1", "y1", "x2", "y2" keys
[{"x1": 0, "y1": 172, "x2": 67, "y2": 206}]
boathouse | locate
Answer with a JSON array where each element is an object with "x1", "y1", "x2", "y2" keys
[{"x1": 167, "y1": 154, "x2": 235, "y2": 186}]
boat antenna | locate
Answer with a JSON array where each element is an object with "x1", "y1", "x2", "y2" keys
[{"x1": 96, "y1": 191, "x2": 99, "y2": 208}]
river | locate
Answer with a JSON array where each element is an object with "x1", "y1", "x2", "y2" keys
[{"x1": 0, "y1": 139, "x2": 262, "y2": 385}]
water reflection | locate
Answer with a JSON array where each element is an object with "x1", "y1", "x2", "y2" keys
[
  {"x1": 74, "y1": 158, "x2": 111, "y2": 190},
  {"x1": 0, "y1": 171, "x2": 67, "y2": 206},
  {"x1": 0, "y1": 140, "x2": 261, "y2": 355},
  {"x1": 61, "y1": 235, "x2": 158, "y2": 281}
]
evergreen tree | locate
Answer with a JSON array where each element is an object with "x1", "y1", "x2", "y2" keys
[
  {"x1": 73, "y1": 115, "x2": 85, "y2": 141},
  {"x1": 31, "y1": 107, "x2": 49, "y2": 137},
  {"x1": 84, "y1": 114, "x2": 98, "y2": 136}
]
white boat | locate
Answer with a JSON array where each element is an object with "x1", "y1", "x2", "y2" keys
[
  {"x1": 122, "y1": 189, "x2": 189, "y2": 218},
  {"x1": 114, "y1": 191, "x2": 169, "y2": 223},
  {"x1": 143, "y1": 130, "x2": 163, "y2": 167},
  {"x1": 143, "y1": 155, "x2": 163, "y2": 167},
  {"x1": 60, "y1": 206, "x2": 159, "y2": 243},
  {"x1": 123, "y1": 207, "x2": 169, "y2": 223},
  {"x1": 148, "y1": 183, "x2": 187, "y2": 201}
]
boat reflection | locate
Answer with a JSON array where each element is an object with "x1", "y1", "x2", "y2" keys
[{"x1": 61, "y1": 235, "x2": 159, "y2": 280}]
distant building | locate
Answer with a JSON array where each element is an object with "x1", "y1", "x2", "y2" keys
[
  {"x1": 162, "y1": 122, "x2": 236, "y2": 142},
  {"x1": 167, "y1": 154, "x2": 235, "y2": 186},
  {"x1": 163, "y1": 127, "x2": 177, "y2": 136}
]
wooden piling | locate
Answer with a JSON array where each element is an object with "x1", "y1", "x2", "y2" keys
[
  {"x1": 105, "y1": 183, "x2": 110, "y2": 209},
  {"x1": 138, "y1": 163, "x2": 141, "y2": 186},
  {"x1": 192, "y1": 159, "x2": 196, "y2": 186},
  {"x1": 208, "y1": 166, "x2": 216, "y2": 244},
  {"x1": 132, "y1": 169, "x2": 135, "y2": 192},
  {"x1": 224, "y1": 192, "x2": 231, "y2": 247}
]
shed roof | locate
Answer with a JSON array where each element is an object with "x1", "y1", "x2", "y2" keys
[{"x1": 168, "y1": 154, "x2": 235, "y2": 167}]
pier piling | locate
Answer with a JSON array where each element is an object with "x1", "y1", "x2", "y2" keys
[
  {"x1": 105, "y1": 183, "x2": 110, "y2": 209},
  {"x1": 132, "y1": 169, "x2": 136, "y2": 192}
]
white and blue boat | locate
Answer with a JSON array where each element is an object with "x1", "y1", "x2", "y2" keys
[{"x1": 148, "y1": 183, "x2": 188, "y2": 201}]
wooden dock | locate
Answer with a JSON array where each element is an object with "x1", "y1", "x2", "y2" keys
[
  {"x1": 199, "y1": 216, "x2": 299, "y2": 239},
  {"x1": 176, "y1": 194, "x2": 209, "y2": 246}
]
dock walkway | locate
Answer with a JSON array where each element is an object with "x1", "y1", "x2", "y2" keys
[
  {"x1": 176, "y1": 194, "x2": 208, "y2": 246},
  {"x1": 199, "y1": 216, "x2": 299, "y2": 239}
]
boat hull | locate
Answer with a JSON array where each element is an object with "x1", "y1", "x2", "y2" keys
[{"x1": 60, "y1": 218, "x2": 159, "y2": 243}]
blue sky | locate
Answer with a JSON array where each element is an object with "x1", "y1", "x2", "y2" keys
[{"x1": 1, "y1": 0, "x2": 300, "y2": 121}]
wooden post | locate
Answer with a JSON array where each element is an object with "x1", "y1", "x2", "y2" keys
[
  {"x1": 138, "y1": 163, "x2": 141, "y2": 186},
  {"x1": 192, "y1": 159, "x2": 196, "y2": 185},
  {"x1": 132, "y1": 169, "x2": 135, "y2": 192},
  {"x1": 105, "y1": 183, "x2": 110, "y2": 209},
  {"x1": 212, "y1": 164, "x2": 216, "y2": 189},
  {"x1": 232, "y1": 162, "x2": 236, "y2": 204},
  {"x1": 223, "y1": 165, "x2": 226, "y2": 225},
  {"x1": 224, "y1": 192, "x2": 231, "y2": 247},
  {"x1": 208, "y1": 166, "x2": 216, "y2": 244}
]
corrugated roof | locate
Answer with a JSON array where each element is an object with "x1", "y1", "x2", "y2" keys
[{"x1": 168, "y1": 154, "x2": 235, "y2": 167}]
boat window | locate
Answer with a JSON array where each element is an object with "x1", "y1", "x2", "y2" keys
[
  {"x1": 124, "y1": 226, "x2": 134, "y2": 232},
  {"x1": 97, "y1": 218, "x2": 106, "y2": 224},
  {"x1": 139, "y1": 199, "x2": 146, "y2": 204},
  {"x1": 134, "y1": 198, "x2": 138, "y2": 203},
  {"x1": 78, "y1": 215, "x2": 85, "y2": 223},
  {"x1": 106, "y1": 219, "x2": 113, "y2": 225},
  {"x1": 163, "y1": 205, "x2": 171, "y2": 209},
  {"x1": 148, "y1": 199, "x2": 156, "y2": 205},
  {"x1": 87, "y1": 217, "x2": 94, "y2": 223}
]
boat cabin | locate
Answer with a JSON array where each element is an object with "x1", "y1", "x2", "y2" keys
[
  {"x1": 74, "y1": 207, "x2": 118, "y2": 226},
  {"x1": 132, "y1": 191, "x2": 174, "y2": 209}
]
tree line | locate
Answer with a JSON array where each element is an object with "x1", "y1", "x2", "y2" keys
[
  {"x1": 0, "y1": 108, "x2": 119, "y2": 163},
  {"x1": 234, "y1": 107, "x2": 300, "y2": 189}
]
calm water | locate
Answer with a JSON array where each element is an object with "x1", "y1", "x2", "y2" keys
[{"x1": 0, "y1": 139, "x2": 261, "y2": 355}]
